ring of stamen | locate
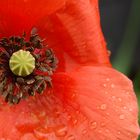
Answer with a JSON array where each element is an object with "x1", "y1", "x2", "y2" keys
[{"x1": 0, "y1": 30, "x2": 58, "y2": 104}]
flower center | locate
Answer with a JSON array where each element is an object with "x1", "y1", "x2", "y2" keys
[
  {"x1": 0, "y1": 29, "x2": 58, "y2": 104},
  {"x1": 9, "y1": 50, "x2": 35, "y2": 76}
]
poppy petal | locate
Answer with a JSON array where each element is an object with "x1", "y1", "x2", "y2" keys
[
  {"x1": 0, "y1": 0, "x2": 66, "y2": 36},
  {"x1": 53, "y1": 66, "x2": 139, "y2": 139},
  {"x1": 38, "y1": 0, "x2": 110, "y2": 66},
  {"x1": 0, "y1": 66, "x2": 139, "y2": 140},
  {"x1": 0, "y1": 0, "x2": 110, "y2": 68}
]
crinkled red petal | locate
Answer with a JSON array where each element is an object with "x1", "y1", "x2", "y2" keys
[
  {"x1": 53, "y1": 66, "x2": 139, "y2": 139},
  {"x1": 0, "y1": 66, "x2": 139, "y2": 140},
  {"x1": 38, "y1": 0, "x2": 111, "y2": 67},
  {"x1": 0, "y1": 0, "x2": 111, "y2": 68},
  {"x1": 0, "y1": 0, "x2": 66, "y2": 36}
]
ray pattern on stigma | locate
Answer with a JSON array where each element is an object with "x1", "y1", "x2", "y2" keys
[{"x1": 0, "y1": 28, "x2": 58, "y2": 104}]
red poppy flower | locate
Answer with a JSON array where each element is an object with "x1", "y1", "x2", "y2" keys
[{"x1": 0, "y1": 0, "x2": 139, "y2": 140}]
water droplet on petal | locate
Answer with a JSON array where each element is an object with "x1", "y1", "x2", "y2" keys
[
  {"x1": 101, "y1": 122, "x2": 106, "y2": 127},
  {"x1": 123, "y1": 106, "x2": 127, "y2": 110},
  {"x1": 117, "y1": 131, "x2": 121, "y2": 135},
  {"x1": 76, "y1": 110, "x2": 80, "y2": 114},
  {"x1": 118, "y1": 98, "x2": 122, "y2": 102},
  {"x1": 55, "y1": 126, "x2": 67, "y2": 137},
  {"x1": 35, "y1": 127, "x2": 52, "y2": 134},
  {"x1": 100, "y1": 104, "x2": 107, "y2": 110},
  {"x1": 90, "y1": 122, "x2": 97, "y2": 129},
  {"x1": 103, "y1": 84, "x2": 107, "y2": 87},
  {"x1": 105, "y1": 129, "x2": 110, "y2": 133},
  {"x1": 73, "y1": 119, "x2": 78, "y2": 125},
  {"x1": 126, "y1": 91, "x2": 130, "y2": 95},
  {"x1": 106, "y1": 78, "x2": 110, "y2": 81},
  {"x1": 34, "y1": 126, "x2": 52, "y2": 139},
  {"x1": 67, "y1": 115, "x2": 72, "y2": 121},
  {"x1": 111, "y1": 84, "x2": 115, "y2": 88},
  {"x1": 119, "y1": 114, "x2": 125, "y2": 120},
  {"x1": 71, "y1": 94, "x2": 76, "y2": 99},
  {"x1": 82, "y1": 129, "x2": 87, "y2": 134},
  {"x1": 67, "y1": 135, "x2": 75, "y2": 140},
  {"x1": 112, "y1": 96, "x2": 116, "y2": 99},
  {"x1": 106, "y1": 112, "x2": 110, "y2": 116}
]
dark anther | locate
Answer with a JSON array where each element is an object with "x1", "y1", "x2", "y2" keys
[
  {"x1": 25, "y1": 42, "x2": 31, "y2": 47},
  {"x1": 28, "y1": 89, "x2": 35, "y2": 96},
  {"x1": 15, "y1": 36, "x2": 21, "y2": 43},
  {"x1": 0, "y1": 78, "x2": 7, "y2": 93},
  {"x1": 0, "y1": 28, "x2": 58, "y2": 104},
  {"x1": 16, "y1": 77, "x2": 25, "y2": 85},
  {"x1": 26, "y1": 78, "x2": 35, "y2": 85},
  {"x1": 5, "y1": 94, "x2": 13, "y2": 103},
  {"x1": 37, "y1": 82, "x2": 46, "y2": 94},
  {"x1": 12, "y1": 96, "x2": 19, "y2": 104},
  {"x1": 9, "y1": 36, "x2": 15, "y2": 42},
  {"x1": 16, "y1": 92, "x2": 23, "y2": 99}
]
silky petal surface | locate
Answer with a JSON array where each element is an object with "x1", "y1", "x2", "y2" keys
[
  {"x1": 53, "y1": 66, "x2": 139, "y2": 140},
  {"x1": 0, "y1": 0, "x2": 110, "y2": 68},
  {"x1": 0, "y1": 0, "x2": 66, "y2": 36},
  {"x1": 38, "y1": 0, "x2": 110, "y2": 67},
  {"x1": 0, "y1": 66, "x2": 139, "y2": 140}
]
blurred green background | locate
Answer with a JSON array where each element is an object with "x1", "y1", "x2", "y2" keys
[{"x1": 100, "y1": 0, "x2": 140, "y2": 139}]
